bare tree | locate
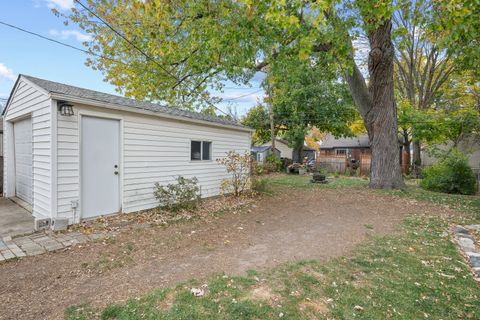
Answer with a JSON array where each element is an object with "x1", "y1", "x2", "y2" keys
[{"x1": 392, "y1": 0, "x2": 455, "y2": 174}]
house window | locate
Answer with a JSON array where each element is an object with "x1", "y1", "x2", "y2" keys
[
  {"x1": 191, "y1": 140, "x2": 211, "y2": 161},
  {"x1": 202, "y1": 141, "x2": 211, "y2": 160},
  {"x1": 336, "y1": 149, "x2": 346, "y2": 156}
]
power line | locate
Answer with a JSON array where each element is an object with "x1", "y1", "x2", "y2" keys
[
  {"x1": 0, "y1": 20, "x2": 130, "y2": 68},
  {"x1": 2, "y1": 9, "x2": 476, "y2": 122},
  {"x1": 73, "y1": 0, "x2": 232, "y2": 117},
  {"x1": 74, "y1": 0, "x2": 168, "y2": 72},
  {"x1": 221, "y1": 89, "x2": 264, "y2": 102},
  {"x1": 0, "y1": 17, "x2": 260, "y2": 117},
  {"x1": 223, "y1": 86, "x2": 263, "y2": 90},
  {"x1": 0, "y1": 17, "x2": 231, "y2": 117}
]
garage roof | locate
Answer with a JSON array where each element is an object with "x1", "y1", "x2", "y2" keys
[{"x1": 8, "y1": 75, "x2": 251, "y2": 131}]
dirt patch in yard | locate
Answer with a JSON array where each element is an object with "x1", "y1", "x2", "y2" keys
[
  {"x1": 0, "y1": 188, "x2": 454, "y2": 319},
  {"x1": 299, "y1": 299, "x2": 330, "y2": 316}
]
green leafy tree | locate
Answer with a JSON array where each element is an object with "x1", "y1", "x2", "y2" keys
[
  {"x1": 398, "y1": 67, "x2": 480, "y2": 150},
  {"x1": 241, "y1": 104, "x2": 271, "y2": 145},
  {"x1": 62, "y1": 0, "x2": 478, "y2": 189},
  {"x1": 392, "y1": 0, "x2": 462, "y2": 173},
  {"x1": 269, "y1": 57, "x2": 357, "y2": 162},
  {"x1": 242, "y1": 59, "x2": 356, "y2": 159},
  {"x1": 431, "y1": 0, "x2": 480, "y2": 74}
]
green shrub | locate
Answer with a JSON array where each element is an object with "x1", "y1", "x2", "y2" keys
[
  {"x1": 420, "y1": 150, "x2": 477, "y2": 195},
  {"x1": 251, "y1": 177, "x2": 270, "y2": 193},
  {"x1": 252, "y1": 155, "x2": 281, "y2": 176},
  {"x1": 265, "y1": 154, "x2": 281, "y2": 172},
  {"x1": 154, "y1": 176, "x2": 201, "y2": 212},
  {"x1": 252, "y1": 161, "x2": 265, "y2": 176}
]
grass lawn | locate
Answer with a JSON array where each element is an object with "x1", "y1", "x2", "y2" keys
[
  {"x1": 66, "y1": 175, "x2": 480, "y2": 320},
  {"x1": 265, "y1": 174, "x2": 480, "y2": 219},
  {"x1": 263, "y1": 174, "x2": 370, "y2": 190}
]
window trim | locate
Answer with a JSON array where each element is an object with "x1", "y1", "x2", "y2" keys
[
  {"x1": 336, "y1": 148, "x2": 347, "y2": 156},
  {"x1": 202, "y1": 141, "x2": 212, "y2": 161},
  {"x1": 190, "y1": 140, "x2": 212, "y2": 161}
]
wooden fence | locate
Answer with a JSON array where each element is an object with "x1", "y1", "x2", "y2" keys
[{"x1": 316, "y1": 154, "x2": 371, "y2": 176}]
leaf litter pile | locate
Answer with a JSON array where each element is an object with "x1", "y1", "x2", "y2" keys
[{"x1": 70, "y1": 194, "x2": 258, "y2": 236}]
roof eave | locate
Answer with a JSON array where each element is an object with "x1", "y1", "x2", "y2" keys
[
  {"x1": 1, "y1": 75, "x2": 21, "y2": 116},
  {"x1": 50, "y1": 93, "x2": 254, "y2": 133}
]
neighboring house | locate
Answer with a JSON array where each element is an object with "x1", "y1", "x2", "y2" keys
[
  {"x1": 302, "y1": 145, "x2": 316, "y2": 161},
  {"x1": 3, "y1": 75, "x2": 252, "y2": 228},
  {"x1": 261, "y1": 139, "x2": 292, "y2": 159},
  {"x1": 317, "y1": 134, "x2": 371, "y2": 173},
  {"x1": 251, "y1": 145, "x2": 280, "y2": 163},
  {"x1": 261, "y1": 138, "x2": 316, "y2": 161},
  {"x1": 421, "y1": 135, "x2": 480, "y2": 173}
]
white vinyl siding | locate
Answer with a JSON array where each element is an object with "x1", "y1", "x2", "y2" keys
[
  {"x1": 55, "y1": 104, "x2": 251, "y2": 221},
  {"x1": 56, "y1": 111, "x2": 79, "y2": 220},
  {"x1": 4, "y1": 80, "x2": 51, "y2": 218},
  {"x1": 123, "y1": 114, "x2": 250, "y2": 212}
]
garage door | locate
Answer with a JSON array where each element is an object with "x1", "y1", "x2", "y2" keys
[{"x1": 14, "y1": 117, "x2": 33, "y2": 204}]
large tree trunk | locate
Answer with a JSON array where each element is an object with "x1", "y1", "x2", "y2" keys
[
  {"x1": 345, "y1": 20, "x2": 404, "y2": 189},
  {"x1": 366, "y1": 21, "x2": 404, "y2": 189}
]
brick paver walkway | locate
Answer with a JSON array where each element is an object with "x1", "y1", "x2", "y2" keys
[{"x1": 0, "y1": 231, "x2": 108, "y2": 262}]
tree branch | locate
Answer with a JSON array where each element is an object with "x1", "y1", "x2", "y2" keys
[{"x1": 344, "y1": 60, "x2": 372, "y2": 119}]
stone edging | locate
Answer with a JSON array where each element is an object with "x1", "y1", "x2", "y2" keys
[
  {"x1": 453, "y1": 224, "x2": 480, "y2": 282},
  {"x1": 0, "y1": 231, "x2": 110, "y2": 262}
]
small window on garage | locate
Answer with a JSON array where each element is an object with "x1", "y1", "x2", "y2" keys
[
  {"x1": 191, "y1": 141, "x2": 201, "y2": 160},
  {"x1": 336, "y1": 149, "x2": 346, "y2": 156},
  {"x1": 202, "y1": 141, "x2": 211, "y2": 160},
  {"x1": 191, "y1": 140, "x2": 212, "y2": 161}
]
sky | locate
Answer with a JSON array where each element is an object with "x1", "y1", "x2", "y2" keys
[{"x1": 0, "y1": 0, "x2": 265, "y2": 116}]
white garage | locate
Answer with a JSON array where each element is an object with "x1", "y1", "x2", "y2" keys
[
  {"x1": 13, "y1": 117, "x2": 33, "y2": 204},
  {"x1": 3, "y1": 75, "x2": 252, "y2": 229}
]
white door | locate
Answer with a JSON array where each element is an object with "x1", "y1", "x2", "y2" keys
[
  {"x1": 81, "y1": 116, "x2": 120, "y2": 218},
  {"x1": 14, "y1": 117, "x2": 33, "y2": 204}
]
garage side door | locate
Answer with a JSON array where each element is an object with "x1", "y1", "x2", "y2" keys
[
  {"x1": 14, "y1": 117, "x2": 33, "y2": 204},
  {"x1": 81, "y1": 116, "x2": 120, "y2": 219}
]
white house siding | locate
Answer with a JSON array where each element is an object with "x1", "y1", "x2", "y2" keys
[
  {"x1": 3, "y1": 80, "x2": 51, "y2": 218},
  {"x1": 56, "y1": 111, "x2": 79, "y2": 221},
  {"x1": 122, "y1": 114, "x2": 250, "y2": 212},
  {"x1": 56, "y1": 104, "x2": 251, "y2": 222}
]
